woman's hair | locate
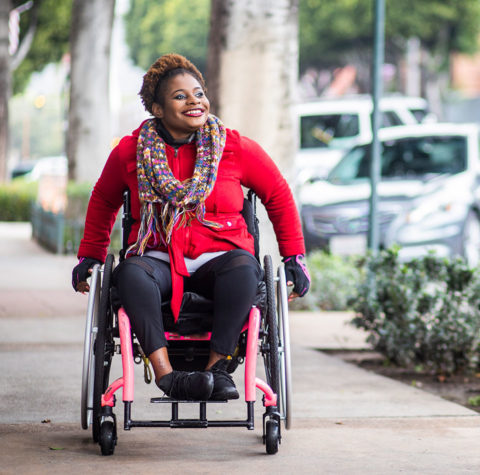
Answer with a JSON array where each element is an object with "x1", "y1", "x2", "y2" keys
[{"x1": 139, "y1": 53, "x2": 206, "y2": 114}]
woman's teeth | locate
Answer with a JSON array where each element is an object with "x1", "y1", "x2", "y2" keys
[{"x1": 184, "y1": 109, "x2": 203, "y2": 117}]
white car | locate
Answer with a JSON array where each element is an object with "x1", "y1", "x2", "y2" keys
[
  {"x1": 294, "y1": 95, "x2": 435, "y2": 182},
  {"x1": 300, "y1": 123, "x2": 480, "y2": 266},
  {"x1": 24, "y1": 156, "x2": 68, "y2": 181}
]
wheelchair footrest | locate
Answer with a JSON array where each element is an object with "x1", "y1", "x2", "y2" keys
[
  {"x1": 124, "y1": 400, "x2": 255, "y2": 430},
  {"x1": 150, "y1": 397, "x2": 227, "y2": 404}
]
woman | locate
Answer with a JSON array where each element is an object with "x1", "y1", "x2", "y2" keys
[{"x1": 72, "y1": 53, "x2": 310, "y2": 402}]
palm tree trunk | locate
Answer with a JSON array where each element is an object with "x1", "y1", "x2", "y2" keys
[
  {"x1": 207, "y1": 0, "x2": 299, "y2": 260},
  {"x1": 0, "y1": 0, "x2": 11, "y2": 182},
  {"x1": 66, "y1": 0, "x2": 115, "y2": 182}
]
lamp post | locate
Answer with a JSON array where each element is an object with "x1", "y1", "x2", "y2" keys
[{"x1": 368, "y1": 0, "x2": 385, "y2": 253}]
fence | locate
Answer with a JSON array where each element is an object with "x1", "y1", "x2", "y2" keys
[{"x1": 31, "y1": 203, "x2": 120, "y2": 255}]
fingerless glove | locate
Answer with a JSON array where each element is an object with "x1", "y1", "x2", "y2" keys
[
  {"x1": 72, "y1": 257, "x2": 101, "y2": 291},
  {"x1": 283, "y1": 254, "x2": 310, "y2": 297}
]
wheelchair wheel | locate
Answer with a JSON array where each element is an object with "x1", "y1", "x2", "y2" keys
[
  {"x1": 92, "y1": 254, "x2": 115, "y2": 443},
  {"x1": 263, "y1": 255, "x2": 280, "y2": 396},
  {"x1": 277, "y1": 264, "x2": 292, "y2": 430},
  {"x1": 265, "y1": 419, "x2": 280, "y2": 455},
  {"x1": 99, "y1": 420, "x2": 117, "y2": 456},
  {"x1": 81, "y1": 263, "x2": 102, "y2": 430}
]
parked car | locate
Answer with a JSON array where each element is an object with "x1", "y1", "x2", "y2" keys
[
  {"x1": 23, "y1": 156, "x2": 68, "y2": 181},
  {"x1": 294, "y1": 95, "x2": 436, "y2": 182},
  {"x1": 9, "y1": 160, "x2": 37, "y2": 179},
  {"x1": 300, "y1": 123, "x2": 480, "y2": 266}
]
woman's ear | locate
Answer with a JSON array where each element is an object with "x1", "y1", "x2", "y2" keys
[{"x1": 152, "y1": 102, "x2": 164, "y2": 118}]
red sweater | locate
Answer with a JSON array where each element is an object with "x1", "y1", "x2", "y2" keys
[{"x1": 78, "y1": 123, "x2": 305, "y2": 315}]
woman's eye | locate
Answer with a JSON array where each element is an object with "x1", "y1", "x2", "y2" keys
[
  {"x1": 195, "y1": 91, "x2": 204, "y2": 98},
  {"x1": 174, "y1": 94, "x2": 186, "y2": 100}
]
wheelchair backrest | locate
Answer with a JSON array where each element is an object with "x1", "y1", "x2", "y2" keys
[{"x1": 119, "y1": 189, "x2": 260, "y2": 262}]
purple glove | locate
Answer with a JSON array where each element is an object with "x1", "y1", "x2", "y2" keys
[
  {"x1": 283, "y1": 254, "x2": 310, "y2": 297},
  {"x1": 72, "y1": 257, "x2": 101, "y2": 291}
]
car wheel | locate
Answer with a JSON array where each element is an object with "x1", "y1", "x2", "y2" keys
[{"x1": 462, "y1": 211, "x2": 480, "y2": 268}]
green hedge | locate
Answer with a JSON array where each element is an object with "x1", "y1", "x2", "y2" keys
[
  {"x1": 0, "y1": 180, "x2": 38, "y2": 221},
  {"x1": 351, "y1": 247, "x2": 480, "y2": 374},
  {"x1": 291, "y1": 251, "x2": 362, "y2": 311}
]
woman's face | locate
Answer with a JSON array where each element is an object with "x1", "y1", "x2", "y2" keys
[{"x1": 152, "y1": 73, "x2": 210, "y2": 141}]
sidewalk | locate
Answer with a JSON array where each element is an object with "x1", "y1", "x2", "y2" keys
[{"x1": 1, "y1": 222, "x2": 480, "y2": 473}]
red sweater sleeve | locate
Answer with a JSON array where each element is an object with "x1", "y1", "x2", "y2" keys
[
  {"x1": 238, "y1": 134, "x2": 305, "y2": 257},
  {"x1": 77, "y1": 146, "x2": 126, "y2": 262}
]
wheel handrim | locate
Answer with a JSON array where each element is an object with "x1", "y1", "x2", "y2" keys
[
  {"x1": 80, "y1": 264, "x2": 101, "y2": 430},
  {"x1": 277, "y1": 264, "x2": 292, "y2": 429}
]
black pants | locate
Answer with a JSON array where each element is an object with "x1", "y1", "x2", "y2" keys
[{"x1": 112, "y1": 249, "x2": 262, "y2": 357}]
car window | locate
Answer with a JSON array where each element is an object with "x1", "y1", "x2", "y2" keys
[
  {"x1": 409, "y1": 108, "x2": 429, "y2": 122},
  {"x1": 300, "y1": 113, "x2": 360, "y2": 149},
  {"x1": 381, "y1": 111, "x2": 404, "y2": 127},
  {"x1": 328, "y1": 135, "x2": 467, "y2": 183},
  {"x1": 369, "y1": 111, "x2": 404, "y2": 128}
]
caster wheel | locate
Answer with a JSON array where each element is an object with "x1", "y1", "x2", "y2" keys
[
  {"x1": 99, "y1": 420, "x2": 116, "y2": 456},
  {"x1": 265, "y1": 419, "x2": 280, "y2": 455}
]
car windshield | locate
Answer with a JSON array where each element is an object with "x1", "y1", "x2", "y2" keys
[
  {"x1": 327, "y1": 135, "x2": 467, "y2": 184},
  {"x1": 300, "y1": 113, "x2": 360, "y2": 149}
]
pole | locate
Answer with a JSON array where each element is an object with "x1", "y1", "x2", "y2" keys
[{"x1": 368, "y1": 0, "x2": 385, "y2": 253}]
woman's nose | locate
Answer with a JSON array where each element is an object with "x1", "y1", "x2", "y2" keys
[{"x1": 187, "y1": 94, "x2": 200, "y2": 104}]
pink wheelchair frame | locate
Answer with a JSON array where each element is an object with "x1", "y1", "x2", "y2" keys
[
  {"x1": 80, "y1": 191, "x2": 291, "y2": 455},
  {"x1": 101, "y1": 306, "x2": 277, "y2": 424}
]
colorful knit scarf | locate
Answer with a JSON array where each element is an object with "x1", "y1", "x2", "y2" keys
[{"x1": 127, "y1": 115, "x2": 227, "y2": 256}]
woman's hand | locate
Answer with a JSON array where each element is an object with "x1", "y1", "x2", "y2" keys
[
  {"x1": 283, "y1": 254, "x2": 311, "y2": 301},
  {"x1": 72, "y1": 257, "x2": 102, "y2": 294}
]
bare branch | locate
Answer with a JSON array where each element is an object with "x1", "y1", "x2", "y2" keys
[{"x1": 10, "y1": 0, "x2": 40, "y2": 72}]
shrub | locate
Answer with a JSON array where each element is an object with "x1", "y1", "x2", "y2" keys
[
  {"x1": 291, "y1": 251, "x2": 361, "y2": 311},
  {"x1": 0, "y1": 180, "x2": 38, "y2": 221},
  {"x1": 351, "y1": 247, "x2": 480, "y2": 374}
]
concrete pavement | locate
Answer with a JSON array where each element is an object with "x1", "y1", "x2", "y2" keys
[{"x1": 1, "y1": 222, "x2": 480, "y2": 473}]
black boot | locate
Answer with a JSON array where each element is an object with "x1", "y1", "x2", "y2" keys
[
  {"x1": 208, "y1": 359, "x2": 239, "y2": 400},
  {"x1": 156, "y1": 370, "x2": 214, "y2": 401}
]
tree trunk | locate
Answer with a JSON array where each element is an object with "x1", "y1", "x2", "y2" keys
[
  {"x1": 207, "y1": 0, "x2": 299, "y2": 261},
  {"x1": 66, "y1": 0, "x2": 115, "y2": 182},
  {"x1": 0, "y1": 0, "x2": 11, "y2": 183}
]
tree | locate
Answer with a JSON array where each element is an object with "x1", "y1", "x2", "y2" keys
[
  {"x1": 66, "y1": 0, "x2": 115, "y2": 182},
  {"x1": 0, "y1": 0, "x2": 71, "y2": 182},
  {"x1": 207, "y1": 0, "x2": 299, "y2": 261},
  {"x1": 124, "y1": 0, "x2": 209, "y2": 73},
  {"x1": 12, "y1": 0, "x2": 72, "y2": 94},
  {"x1": 0, "y1": 0, "x2": 12, "y2": 182},
  {"x1": 298, "y1": 0, "x2": 480, "y2": 93}
]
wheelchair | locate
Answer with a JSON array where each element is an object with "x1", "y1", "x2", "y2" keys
[{"x1": 80, "y1": 190, "x2": 292, "y2": 455}]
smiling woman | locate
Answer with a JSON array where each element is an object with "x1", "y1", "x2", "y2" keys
[{"x1": 72, "y1": 53, "x2": 310, "y2": 402}]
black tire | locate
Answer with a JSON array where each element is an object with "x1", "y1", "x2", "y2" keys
[
  {"x1": 263, "y1": 255, "x2": 279, "y2": 396},
  {"x1": 265, "y1": 419, "x2": 279, "y2": 455},
  {"x1": 99, "y1": 420, "x2": 116, "y2": 456},
  {"x1": 92, "y1": 254, "x2": 115, "y2": 442}
]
